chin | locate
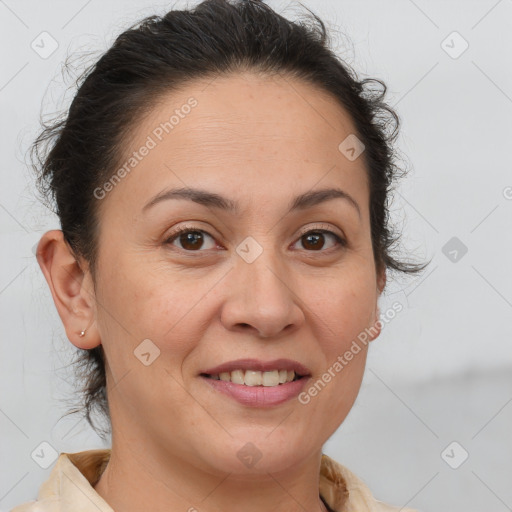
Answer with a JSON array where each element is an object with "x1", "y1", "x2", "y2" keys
[{"x1": 203, "y1": 434, "x2": 310, "y2": 476}]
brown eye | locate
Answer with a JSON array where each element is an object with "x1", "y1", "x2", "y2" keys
[
  {"x1": 295, "y1": 230, "x2": 345, "y2": 251},
  {"x1": 166, "y1": 228, "x2": 216, "y2": 251}
]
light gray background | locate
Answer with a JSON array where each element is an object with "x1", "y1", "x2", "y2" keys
[{"x1": 1, "y1": 0, "x2": 511, "y2": 511}]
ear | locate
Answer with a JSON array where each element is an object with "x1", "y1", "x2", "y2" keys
[
  {"x1": 36, "y1": 230, "x2": 100, "y2": 350},
  {"x1": 368, "y1": 266, "x2": 387, "y2": 342}
]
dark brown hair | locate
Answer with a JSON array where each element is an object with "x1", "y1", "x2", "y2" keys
[{"x1": 30, "y1": 0, "x2": 430, "y2": 440}]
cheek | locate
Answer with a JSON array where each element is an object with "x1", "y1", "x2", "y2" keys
[
  {"x1": 96, "y1": 255, "x2": 218, "y2": 376},
  {"x1": 302, "y1": 268, "x2": 377, "y2": 352},
  {"x1": 302, "y1": 268, "x2": 375, "y2": 425},
  {"x1": 94, "y1": 261, "x2": 203, "y2": 420}
]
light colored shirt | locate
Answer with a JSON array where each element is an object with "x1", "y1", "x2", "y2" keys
[{"x1": 10, "y1": 449, "x2": 419, "y2": 512}]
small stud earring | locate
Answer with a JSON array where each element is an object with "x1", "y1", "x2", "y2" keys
[{"x1": 79, "y1": 321, "x2": 92, "y2": 337}]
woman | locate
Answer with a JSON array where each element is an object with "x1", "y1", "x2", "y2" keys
[{"x1": 14, "y1": 0, "x2": 428, "y2": 510}]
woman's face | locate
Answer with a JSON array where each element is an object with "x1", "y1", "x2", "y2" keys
[{"x1": 70, "y1": 72, "x2": 384, "y2": 473}]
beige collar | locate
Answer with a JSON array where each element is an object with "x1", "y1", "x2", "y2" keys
[{"x1": 11, "y1": 449, "x2": 418, "y2": 512}]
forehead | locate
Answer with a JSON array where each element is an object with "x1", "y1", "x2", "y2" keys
[
  {"x1": 148, "y1": 71, "x2": 361, "y2": 158},
  {"x1": 105, "y1": 71, "x2": 369, "y2": 218}
]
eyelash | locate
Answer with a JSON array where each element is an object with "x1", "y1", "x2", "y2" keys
[{"x1": 164, "y1": 224, "x2": 347, "y2": 254}]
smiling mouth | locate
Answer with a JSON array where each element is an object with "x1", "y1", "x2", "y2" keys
[{"x1": 200, "y1": 369, "x2": 305, "y2": 387}]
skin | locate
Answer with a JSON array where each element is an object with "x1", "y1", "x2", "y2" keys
[{"x1": 36, "y1": 71, "x2": 386, "y2": 512}]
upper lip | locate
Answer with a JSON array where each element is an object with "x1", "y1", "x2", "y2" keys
[{"x1": 201, "y1": 358, "x2": 311, "y2": 377}]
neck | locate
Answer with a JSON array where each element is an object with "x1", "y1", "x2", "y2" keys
[{"x1": 94, "y1": 438, "x2": 329, "y2": 512}]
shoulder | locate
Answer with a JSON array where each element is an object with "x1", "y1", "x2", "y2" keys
[
  {"x1": 10, "y1": 495, "x2": 59, "y2": 512},
  {"x1": 9, "y1": 449, "x2": 113, "y2": 512},
  {"x1": 320, "y1": 453, "x2": 420, "y2": 512}
]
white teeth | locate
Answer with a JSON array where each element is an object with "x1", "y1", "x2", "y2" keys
[
  {"x1": 244, "y1": 370, "x2": 262, "y2": 386},
  {"x1": 231, "y1": 369, "x2": 245, "y2": 385},
  {"x1": 207, "y1": 369, "x2": 299, "y2": 386},
  {"x1": 262, "y1": 370, "x2": 279, "y2": 387}
]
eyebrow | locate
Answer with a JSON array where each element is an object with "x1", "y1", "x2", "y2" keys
[{"x1": 142, "y1": 186, "x2": 361, "y2": 219}]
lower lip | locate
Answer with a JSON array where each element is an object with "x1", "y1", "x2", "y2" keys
[{"x1": 201, "y1": 375, "x2": 310, "y2": 407}]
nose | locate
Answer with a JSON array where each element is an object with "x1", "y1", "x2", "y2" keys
[{"x1": 220, "y1": 249, "x2": 305, "y2": 339}]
